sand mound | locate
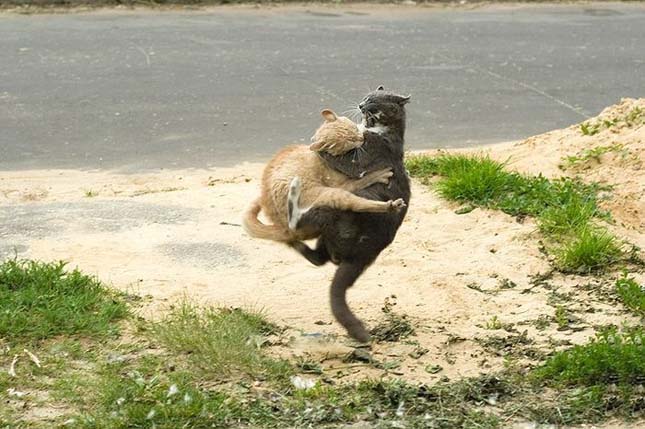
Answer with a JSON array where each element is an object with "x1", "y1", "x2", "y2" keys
[{"x1": 492, "y1": 98, "x2": 644, "y2": 235}]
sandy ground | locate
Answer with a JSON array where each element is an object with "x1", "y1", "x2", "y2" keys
[{"x1": 1, "y1": 99, "x2": 644, "y2": 427}]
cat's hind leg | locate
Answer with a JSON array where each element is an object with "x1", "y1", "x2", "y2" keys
[{"x1": 288, "y1": 176, "x2": 309, "y2": 231}]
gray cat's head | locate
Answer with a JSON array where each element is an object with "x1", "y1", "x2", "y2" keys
[{"x1": 358, "y1": 86, "x2": 410, "y2": 130}]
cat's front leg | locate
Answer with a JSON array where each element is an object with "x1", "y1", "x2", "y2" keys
[{"x1": 342, "y1": 167, "x2": 393, "y2": 192}]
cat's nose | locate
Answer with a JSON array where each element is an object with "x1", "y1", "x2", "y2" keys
[{"x1": 358, "y1": 102, "x2": 365, "y2": 110}]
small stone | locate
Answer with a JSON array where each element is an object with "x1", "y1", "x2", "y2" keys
[{"x1": 290, "y1": 375, "x2": 317, "y2": 390}]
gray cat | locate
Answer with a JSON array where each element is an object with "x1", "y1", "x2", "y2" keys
[{"x1": 288, "y1": 87, "x2": 411, "y2": 342}]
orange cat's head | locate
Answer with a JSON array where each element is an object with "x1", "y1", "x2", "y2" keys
[{"x1": 309, "y1": 109, "x2": 364, "y2": 156}]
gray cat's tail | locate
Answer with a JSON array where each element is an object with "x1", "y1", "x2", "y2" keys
[
  {"x1": 330, "y1": 261, "x2": 370, "y2": 343},
  {"x1": 242, "y1": 198, "x2": 293, "y2": 242}
]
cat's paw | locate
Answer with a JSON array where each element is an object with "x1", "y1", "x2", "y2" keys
[
  {"x1": 374, "y1": 168, "x2": 394, "y2": 184},
  {"x1": 387, "y1": 198, "x2": 406, "y2": 212}
]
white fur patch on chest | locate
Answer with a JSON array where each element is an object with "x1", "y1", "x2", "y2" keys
[
  {"x1": 358, "y1": 116, "x2": 388, "y2": 135},
  {"x1": 366, "y1": 125, "x2": 389, "y2": 135}
]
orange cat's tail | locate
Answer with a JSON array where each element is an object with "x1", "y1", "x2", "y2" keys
[{"x1": 242, "y1": 197, "x2": 293, "y2": 242}]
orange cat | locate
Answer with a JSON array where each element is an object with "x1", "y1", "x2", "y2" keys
[{"x1": 243, "y1": 109, "x2": 405, "y2": 243}]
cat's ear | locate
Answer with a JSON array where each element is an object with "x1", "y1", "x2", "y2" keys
[
  {"x1": 321, "y1": 109, "x2": 338, "y2": 122},
  {"x1": 396, "y1": 95, "x2": 411, "y2": 105},
  {"x1": 376, "y1": 85, "x2": 385, "y2": 91}
]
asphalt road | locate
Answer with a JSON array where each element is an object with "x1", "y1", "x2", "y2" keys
[{"x1": 1, "y1": 4, "x2": 644, "y2": 171}]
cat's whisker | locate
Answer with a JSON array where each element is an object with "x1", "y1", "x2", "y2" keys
[{"x1": 342, "y1": 109, "x2": 359, "y2": 123}]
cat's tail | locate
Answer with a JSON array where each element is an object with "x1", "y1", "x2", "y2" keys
[
  {"x1": 330, "y1": 261, "x2": 371, "y2": 343},
  {"x1": 242, "y1": 197, "x2": 293, "y2": 242}
]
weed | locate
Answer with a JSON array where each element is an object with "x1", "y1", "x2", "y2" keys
[
  {"x1": 555, "y1": 227, "x2": 624, "y2": 273},
  {"x1": 625, "y1": 106, "x2": 645, "y2": 126},
  {"x1": 534, "y1": 326, "x2": 644, "y2": 386},
  {"x1": 554, "y1": 305, "x2": 571, "y2": 330},
  {"x1": 616, "y1": 272, "x2": 645, "y2": 315},
  {"x1": 524, "y1": 271, "x2": 554, "y2": 293},
  {"x1": 84, "y1": 189, "x2": 98, "y2": 197},
  {"x1": 485, "y1": 316, "x2": 503, "y2": 330},
  {"x1": 578, "y1": 107, "x2": 643, "y2": 137},
  {"x1": 580, "y1": 121, "x2": 601, "y2": 136},
  {"x1": 561, "y1": 144, "x2": 625, "y2": 170},
  {"x1": 0, "y1": 259, "x2": 128, "y2": 341},
  {"x1": 370, "y1": 296, "x2": 415, "y2": 342},
  {"x1": 532, "y1": 315, "x2": 551, "y2": 330},
  {"x1": 477, "y1": 331, "x2": 543, "y2": 359},
  {"x1": 537, "y1": 193, "x2": 602, "y2": 235},
  {"x1": 150, "y1": 301, "x2": 290, "y2": 380},
  {"x1": 295, "y1": 357, "x2": 323, "y2": 375}
]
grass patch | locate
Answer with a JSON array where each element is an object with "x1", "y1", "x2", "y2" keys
[
  {"x1": 150, "y1": 301, "x2": 290, "y2": 380},
  {"x1": 79, "y1": 360, "x2": 506, "y2": 429},
  {"x1": 2, "y1": 265, "x2": 640, "y2": 428},
  {"x1": 78, "y1": 362, "x2": 251, "y2": 429},
  {"x1": 555, "y1": 227, "x2": 625, "y2": 274},
  {"x1": 534, "y1": 326, "x2": 644, "y2": 386},
  {"x1": 0, "y1": 259, "x2": 128, "y2": 341},
  {"x1": 616, "y1": 272, "x2": 645, "y2": 315},
  {"x1": 536, "y1": 193, "x2": 600, "y2": 235},
  {"x1": 406, "y1": 153, "x2": 625, "y2": 273},
  {"x1": 76, "y1": 302, "x2": 507, "y2": 428},
  {"x1": 406, "y1": 153, "x2": 604, "y2": 218},
  {"x1": 528, "y1": 326, "x2": 645, "y2": 423},
  {"x1": 280, "y1": 376, "x2": 505, "y2": 428},
  {"x1": 522, "y1": 383, "x2": 643, "y2": 425},
  {"x1": 3, "y1": 260, "x2": 640, "y2": 427}
]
